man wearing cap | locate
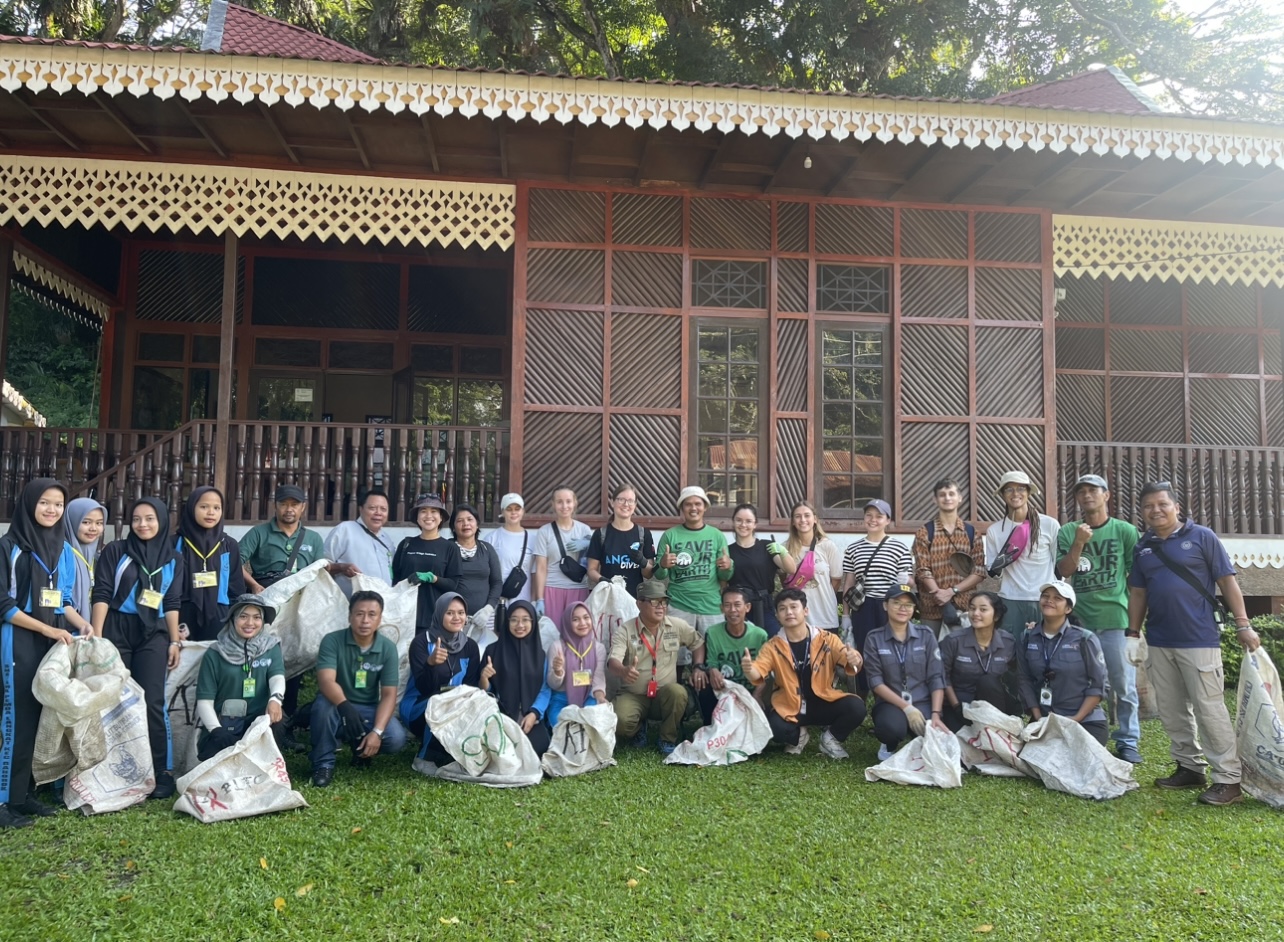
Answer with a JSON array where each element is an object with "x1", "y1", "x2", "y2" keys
[
  {"x1": 483, "y1": 493, "x2": 533, "y2": 603},
  {"x1": 913, "y1": 478, "x2": 986, "y2": 637},
  {"x1": 392, "y1": 493, "x2": 462, "y2": 632},
  {"x1": 1055, "y1": 474, "x2": 1142, "y2": 763},
  {"x1": 841, "y1": 498, "x2": 913, "y2": 691},
  {"x1": 1017, "y1": 580, "x2": 1110, "y2": 745},
  {"x1": 983, "y1": 470, "x2": 1061, "y2": 635},
  {"x1": 653, "y1": 486, "x2": 734, "y2": 635},
  {"x1": 1128, "y1": 481, "x2": 1259, "y2": 806},
  {"x1": 608, "y1": 579, "x2": 707, "y2": 755}
]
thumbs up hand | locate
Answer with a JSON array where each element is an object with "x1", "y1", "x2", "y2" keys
[
  {"x1": 480, "y1": 656, "x2": 496, "y2": 687},
  {"x1": 740, "y1": 646, "x2": 754, "y2": 676},
  {"x1": 552, "y1": 649, "x2": 565, "y2": 676}
]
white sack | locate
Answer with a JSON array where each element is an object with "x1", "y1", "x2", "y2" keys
[
  {"x1": 419, "y1": 685, "x2": 542, "y2": 788},
  {"x1": 350, "y1": 574, "x2": 421, "y2": 699},
  {"x1": 586, "y1": 578, "x2": 638, "y2": 652},
  {"x1": 164, "y1": 640, "x2": 213, "y2": 777},
  {"x1": 538, "y1": 616, "x2": 560, "y2": 657},
  {"x1": 32, "y1": 639, "x2": 125, "y2": 784},
  {"x1": 541, "y1": 704, "x2": 618, "y2": 777},
  {"x1": 956, "y1": 700, "x2": 1035, "y2": 779},
  {"x1": 260, "y1": 561, "x2": 346, "y2": 680},
  {"x1": 864, "y1": 724, "x2": 963, "y2": 788},
  {"x1": 1019, "y1": 713, "x2": 1138, "y2": 800},
  {"x1": 1235, "y1": 648, "x2": 1284, "y2": 810},
  {"x1": 664, "y1": 682, "x2": 771, "y2": 767},
  {"x1": 172, "y1": 715, "x2": 308, "y2": 822}
]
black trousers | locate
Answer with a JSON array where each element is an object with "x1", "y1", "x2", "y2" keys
[
  {"x1": 102, "y1": 611, "x2": 172, "y2": 774},
  {"x1": 197, "y1": 718, "x2": 290, "y2": 762},
  {"x1": 850, "y1": 598, "x2": 888, "y2": 696},
  {"x1": 942, "y1": 674, "x2": 1017, "y2": 732},
  {"x1": 1, "y1": 622, "x2": 53, "y2": 806},
  {"x1": 872, "y1": 700, "x2": 920, "y2": 749},
  {"x1": 767, "y1": 694, "x2": 866, "y2": 746}
]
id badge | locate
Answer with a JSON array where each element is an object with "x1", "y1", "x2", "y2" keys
[
  {"x1": 646, "y1": 679, "x2": 657, "y2": 698},
  {"x1": 572, "y1": 669, "x2": 592, "y2": 687},
  {"x1": 139, "y1": 588, "x2": 163, "y2": 610},
  {"x1": 192, "y1": 570, "x2": 218, "y2": 589},
  {"x1": 901, "y1": 689, "x2": 913, "y2": 704},
  {"x1": 1039, "y1": 686, "x2": 1053, "y2": 707},
  {"x1": 242, "y1": 676, "x2": 257, "y2": 698},
  {"x1": 798, "y1": 694, "x2": 807, "y2": 716},
  {"x1": 39, "y1": 588, "x2": 61, "y2": 608},
  {"x1": 355, "y1": 669, "x2": 368, "y2": 689}
]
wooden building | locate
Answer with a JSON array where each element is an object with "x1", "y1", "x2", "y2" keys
[{"x1": 3, "y1": 4, "x2": 1284, "y2": 596}]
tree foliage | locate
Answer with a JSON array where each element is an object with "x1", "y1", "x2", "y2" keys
[
  {"x1": 4, "y1": 293, "x2": 101, "y2": 428},
  {"x1": 0, "y1": 0, "x2": 1280, "y2": 118}
]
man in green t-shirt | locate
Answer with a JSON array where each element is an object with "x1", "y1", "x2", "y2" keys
[
  {"x1": 696, "y1": 585, "x2": 770, "y2": 725},
  {"x1": 1056, "y1": 474, "x2": 1142, "y2": 764},
  {"x1": 654, "y1": 485, "x2": 734, "y2": 633},
  {"x1": 309, "y1": 590, "x2": 406, "y2": 787}
]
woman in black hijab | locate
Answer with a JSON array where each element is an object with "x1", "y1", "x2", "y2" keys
[
  {"x1": 90, "y1": 496, "x2": 186, "y2": 799},
  {"x1": 177, "y1": 486, "x2": 245, "y2": 642},
  {"x1": 405, "y1": 591, "x2": 481, "y2": 767},
  {"x1": 0, "y1": 478, "x2": 90, "y2": 827},
  {"x1": 479, "y1": 601, "x2": 552, "y2": 756}
]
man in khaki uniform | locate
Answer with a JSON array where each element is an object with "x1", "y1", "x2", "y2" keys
[{"x1": 608, "y1": 579, "x2": 707, "y2": 756}]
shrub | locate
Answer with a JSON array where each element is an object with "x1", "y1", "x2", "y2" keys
[{"x1": 1220, "y1": 614, "x2": 1284, "y2": 687}]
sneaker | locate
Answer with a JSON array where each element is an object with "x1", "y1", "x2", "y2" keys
[
  {"x1": 311, "y1": 766, "x2": 335, "y2": 788},
  {"x1": 1197, "y1": 783, "x2": 1244, "y2": 806},
  {"x1": 784, "y1": 726, "x2": 810, "y2": 756},
  {"x1": 630, "y1": 726, "x2": 648, "y2": 748},
  {"x1": 818, "y1": 731, "x2": 850, "y2": 760},
  {"x1": 658, "y1": 740, "x2": 677, "y2": 757},
  {"x1": 0, "y1": 805, "x2": 33, "y2": 829},
  {"x1": 1115, "y1": 744, "x2": 1143, "y2": 765},
  {"x1": 1155, "y1": 764, "x2": 1207, "y2": 790},
  {"x1": 148, "y1": 771, "x2": 176, "y2": 800},
  {"x1": 12, "y1": 798, "x2": 57, "y2": 818},
  {"x1": 877, "y1": 744, "x2": 893, "y2": 762}
]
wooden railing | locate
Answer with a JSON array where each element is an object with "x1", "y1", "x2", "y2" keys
[{"x1": 1057, "y1": 442, "x2": 1284, "y2": 535}]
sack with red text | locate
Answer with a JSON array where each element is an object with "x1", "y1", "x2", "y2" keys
[
  {"x1": 164, "y1": 640, "x2": 213, "y2": 777},
  {"x1": 541, "y1": 703, "x2": 617, "y2": 777},
  {"x1": 173, "y1": 715, "x2": 308, "y2": 822},
  {"x1": 865, "y1": 724, "x2": 963, "y2": 788},
  {"x1": 663, "y1": 682, "x2": 771, "y2": 767},
  {"x1": 586, "y1": 577, "x2": 638, "y2": 653},
  {"x1": 956, "y1": 700, "x2": 1034, "y2": 779}
]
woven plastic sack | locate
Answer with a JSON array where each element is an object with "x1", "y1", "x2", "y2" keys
[
  {"x1": 865, "y1": 724, "x2": 963, "y2": 788},
  {"x1": 260, "y1": 560, "x2": 346, "y2": 679},
  {"x1": 586, "y1": 577, "x2": 638, "y2": 652},
  {"x1": 541, "y1": 703, "x2": 617, "y2": 777},
  {"x1": 956, "y1": 700, "x2": 1035, "y2": 779},
  {"x1": 32, "y1": 639, "x2": 125, "y2": 784},
  {"x1": 350, "y1": 573, "x2": 421, "y2": 699},
  {"x1": 173, "y1": 715, "x2": 308, "y2": 821},
  {"x1": 1019, "y1": 713, "x2": 1138, "y2": 800},
  {"x1": 664, "y1": 682, "x2": 771, "y2": 767},
  {"x1": 1235, "y1": 648, "x2": 1284, "y2": 809},
  {"x1": 164, "y1": 640, "x2": 212, "y2": 777},
  {"x1": 418, "y1": 685, "x2": 542, "y2": 787}
]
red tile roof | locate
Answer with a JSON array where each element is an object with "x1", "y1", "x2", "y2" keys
[
  {"x1": 203, "y1": 0, "x2": 381, "y2": 64},
  {"x1": 988, "y1": 66, "x2": 1162, "y2": 114}
]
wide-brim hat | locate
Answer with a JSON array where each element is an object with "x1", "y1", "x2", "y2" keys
[
  {"x1": 676, "y1": 485, "x2": 709, "y2": 511},
  {"x1": 226, "y1": 593, "x2": 277, "y2": 627},
  {"x1": 995, "y1": 470, "x2": 1039, "y2": 499},
  {"x1": 413, "y1": 493, "x2": 447, "y2": 513}
]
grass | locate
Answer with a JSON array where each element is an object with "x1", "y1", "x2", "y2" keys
[{"x1": 3, "y1": 714, "x2": 1282, "y2": 942}]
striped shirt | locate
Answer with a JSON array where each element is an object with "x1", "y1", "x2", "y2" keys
[{"x1": 842, "y1": 537, "x2": 913, "y2": 600}]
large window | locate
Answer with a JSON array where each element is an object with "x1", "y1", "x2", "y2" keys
[
  {"x1": 694, "y1": 324, "x2": 762, "y2": 507},
  {"x1": 410, "y1": 342, "x2": 506, "y2": 426},
  {"x1": 820, "y1": 328, "x2": 886, "y2": 510},
  {"x1": 130, "y1": 330, "x2": 230, "y2": 429}
]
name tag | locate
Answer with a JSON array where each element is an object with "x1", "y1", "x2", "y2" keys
[
  {"x1": 572, "y1": 669, "x2": 592, "y2": 687},
  {"x1": 957, "y1": 655, "x2": 973, "y2": 663},
  {"x1": 39, "y1": 588, "x2": 61, "y2": 608},
  {"x1": 355, "y1": 669, "x2": 368, "y2": 689},
  {"x1": 139, "y1": 588, "x2": 163, "y2": 610},
  {"x1": 242, "y1": 676, "x2": 257, "y2": 698},
  {"x1": 193, "y1": 570, "x2": 219, "y2": 589}
]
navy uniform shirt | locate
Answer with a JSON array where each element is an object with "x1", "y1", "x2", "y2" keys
[
  {"x1": 1128, "y1": 519, "x2": 1235, "y2": 648},
  {"x1": 940, "y1": 626, "x2": 1017, "y2": 704},
  {"x1": 863, "y1": 622, "x2": 945, "y2": 714},
  {"x1": 1018, "y1": 623, "x2": 1106, "y2": 723}
]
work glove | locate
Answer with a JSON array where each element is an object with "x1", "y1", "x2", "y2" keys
[
  {"x1": 338, "y1": 701, "x2": 368, "y2": 744},
  {"x1": 766, "y1": 542, "x2": 787, "y2": 557},
  {"x1": 416, "y1": 570, "x2": 437, "y2": 584},
  {"x1": 534, "y1": 599, "x2": 545, "y2": 618},
  {"x1": 903, "y1": 704, "x2": 926, "y2": 736},
  {"x1": 628, "y1": 547, "x2": 648, "y2": 567},
  {"x1": 1125, "y1": 634, "x2": 1146, "y2": 666}
]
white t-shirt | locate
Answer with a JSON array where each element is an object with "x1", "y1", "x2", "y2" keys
[
  {"x1": 793, "y1": 538, "x2": 843, "y2": 629},
  {"x1": 984, "y1": 513, "x2": 1061, "y2": 601},
  {"x1": 482, "y1": 527, "x2": 535, "y2": 602},
  {"x1": 532, "y1": 521, "x2": 593, "y2": 590},
  {"x1": 322, "y1": 520, "x2": 397, "y2": 598}
]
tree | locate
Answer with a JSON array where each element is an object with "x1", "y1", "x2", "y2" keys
[{"x1": 4, "y1": 293, "x2": 101, "y2": 428}]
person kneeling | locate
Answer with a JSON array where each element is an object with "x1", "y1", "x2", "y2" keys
[
  {"x1": 864, "y1": 585, "x2": 948, "y2": 761},
  {"x1": 479, "y1": 601, "x2": 553, "y2": 756},
  {"x1": 309, "y1": 591, "x2": 407, "y2": 787},
  {"x1": 195, "y1": 594, "x2": 288, "y2": 761},
  {"x1": 742, "y1": 588, "x2": 865, "y2": 759},
  {"x1": 1018, "y1": 581, "x2": 1109, "y2": 745}
]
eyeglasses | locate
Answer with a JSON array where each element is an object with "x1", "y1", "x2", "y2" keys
[
  {"x1": 640, "y1": 598, "x2": 669, "y2": 607},
  {"x1": 614, "y1": 498, "x2": 637, "y2": 506}
]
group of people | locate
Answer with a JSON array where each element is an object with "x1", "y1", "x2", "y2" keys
[{"x1": 0, "y1": 467, "x2": 1261, "y2": 826}]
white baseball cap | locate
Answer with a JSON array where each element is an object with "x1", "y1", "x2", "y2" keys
[
  {"x1": 499, "y1": 492, "x2": 524, "y2": 510},
  {"x1": 1039, "y1": 580, "x2": 1077, "y2": 607}
]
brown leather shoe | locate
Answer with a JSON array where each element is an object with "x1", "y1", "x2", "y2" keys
[
  {"x1": 1154, "y1": 764, "x2": 1207, "y2": 789},
  {"x1": 1197, "y1": 783, "x2": 1244, "y2": 806}
]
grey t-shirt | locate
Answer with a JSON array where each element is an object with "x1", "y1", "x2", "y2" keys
[{"x1": 532, "y1": 521, "x2": 592, "y2": 590}]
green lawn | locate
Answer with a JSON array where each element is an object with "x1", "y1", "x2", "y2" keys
[{"x1": 3, "y1": 717, "x2": 1281, "y2": 942}]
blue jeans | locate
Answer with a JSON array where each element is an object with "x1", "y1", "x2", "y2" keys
[
  {"x1": 1093, "y1": 628, "x2": 1140, "y2": 750},
  {"x1": 310, "y1": 698, "x2": 407, "y2": 771}
]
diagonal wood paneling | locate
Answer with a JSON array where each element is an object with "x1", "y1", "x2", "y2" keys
[
  {"x1": 900, "y1": 422, "x2": 971, "y2": 520},
  {"x1": 1111, "y1": 376, "x2": 1184, "y2": 442},
  {"x1": 527, "y1": 188, "x2": 606, "y2": 244},
  {"x1": 775, "y1": 418, "x2": 807, "y2": 519},
  {"x1": 1267, "y1": 380, "x2": 1284, "y2": 447},
  {"x1": 975, "y1": 267, "x2": 1043, "y2": 321},
  {"x1": 976, "y1": 423, "x2": 1045, "y2": 521},
  {"x1": 138, "y1": 250, "x2": 244, "y2": 323},
  {"x1": 611, "y1": 193, "x2": 682, "y2": 246},
  {"x1": 776, "y1": 318, "x2": 808, "y2": 412},
  {"x1": 900, "y1": 208, "x2": 968, "y2": 260},
  {"x1": 776, "y1": 202, "x2": 809, "y2": 253},
  {"x1": 1188, "y1": 332, "x2": 1259, "y2": 375},
  {"x1": 1187, "y1": 281, "x2": 1257, "y2": 327},
  {"x1": 977, "y1": 327, "x2": 1043, "y2": 417},
  {"x1": 1190, "y1": 378, "x2": 1261, "y2": 446},
  {"x1": 691, "y1": 198, "x2": 771, "y2": 250},
  {"x1": 1056, "y1": 274, "x2": 1104, "y2": 323},
  {"x1": 522, "y1": 410, "x2": 603, "y2": 507},
  {"x1": 975, "y1": 212, "x2": 1042, "y2": 263},
  {"x1": 816, "y1": 204, "x2": 894, "y2": 257},
  {"x1": 610, "y1": 313, "x2": 682, "y2": 408},
  {"x1": 1110, "y1": 329, "x2": 1182, "y2": 372},
  {"x1": 527, "y1": 248, "x2": 605, "y2": 304},
  {"x1": 901, "y1": 324, "x2": 968, "y2": 416},
  {"x1": 777, "y1": 257, "x2": 809, "y2": 313},
  {"x1": 1056, "y1": 373, "x2": 1106, "y2": 441},
  {"x1": 524, "y1": 308, "x2": 604, "y2": 406},
  {"x1": 1266, "y1": 336, "x2": 1283, "y2": 375},
  {"x1": 609, "y1": 413, "x2": 682, "y2": 517},
  {"x1": 611, "y1": 251, "x2": 683, "y2": 308},
  {"x1": 901, "y1": 265, "x2": 967, "y2": 318},
  {"x1": 1055, "y1": 326, "x2": 1104, "y2": 370},
  {"x1": 1109, "y1": 278, "x2": 1181, "y2": 325}
]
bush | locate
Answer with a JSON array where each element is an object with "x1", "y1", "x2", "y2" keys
[{"x1": 1221, "y1": 614, "x2": 1284, "y2": 687}]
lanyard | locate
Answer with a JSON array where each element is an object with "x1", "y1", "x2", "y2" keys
[
  {"x1": 1040, "y1": 632, "x2": 1065, "y2": 672},
  {"x1": 138, "y1": 563, "x2": 164, "y2": 590},
  {"x1": 72, "y1": 547, "x2": 94, "y2": 581},
  {"x1": 787, "y1": 634, "x2": 811, "y2": 674},
  {"x1": 29, "y1": 551, "x2": 56, "y2": 587},
  {"x1": 892, "y1": 635, "x2": 910, "y2": 690},
  {"x1": 184, "y1": 537, "x2": 223, "y2": 572},
  {"x1": 567, "y1": 639, "x2": 593, "y2": 665},
  {"x1": 638, "y1": 627, "x2": 659, "y2": 681},
  {"x1": 976, "y1": 642, "x2": 995, "y2": 675}
]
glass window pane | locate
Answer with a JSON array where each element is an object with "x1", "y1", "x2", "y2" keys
[
  {"x1": 817, "y1": 327, "x2": 887, "y2": 512},
  {"x1": 852, "y1": 335, "x2": 883, "y2": 365},
  {"x1": 852, "y1": 403, "x2": 883, "y2": 435},
  {"x1": 698, "y1": 329, "x2": 728, "y2": 362},
  {"x1": 328, "y1": 342, "x2": 395, "y2": 370},
  {"x1": 823, "y1": 402, "x2": 851, "y2": 436},
  {"x1": 822, "y1": 332, "x2": 850, "y2": 365},
  {"x1": 131, "y1": 367, "x2": 184, "y2": 429},
  {"x1": 191, "y1": 335, "x2": 221, "y2": 364},
  {"x1": 698, "y1": 363, "x2": 727, "y2": 398},
  {"x1": 698, "y1": 399, "x2": 728, "y2": 433},
  {"x1": 188, "y1": 369, "x2": 219, "y2": 420},
  {"x1": 729, "y1": 328, "x2": 759, "y2": 361},
  {"x1": 413, "y1": 379, "x2": 454, "y2": 425},
  {"x1": 137, "y1": 332, "x2": 185, "y2": 362},
  {"x1": 457, "y1": 381, "x2": 504, "y2": 426},
  {"x1": 728, "y1": 401, "x2": 758, "y2": 435},
  {"x1": 411, "y1": 345, "x2": 454, "y2": 373},
  {"x1": 255, "y1": 338, "x2": 321, "y2": 367},
  {"x1": 729, "y1": 364, "x2": 758, "y2": 398},
  {"x1": 851, "y1": 368, "x2": 882, "y2": 402},
  {"x1": 823, "y1": 366, "x2": 851, "y2": 401}
]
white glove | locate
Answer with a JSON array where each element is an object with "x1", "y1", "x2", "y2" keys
[
  {"x1": 903, "y1": 704, "x2": 926, "y2": 736},
  {"x1": 1125, "y1": 634, "x2": 1146, "y2": 666},
  {"x1": 472, "y1": 605, "x2": 496, "y2": 632}
]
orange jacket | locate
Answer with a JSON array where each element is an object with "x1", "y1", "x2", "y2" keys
[{"x1": 748, "y1": 628, "x2": 852, "y2": 722}]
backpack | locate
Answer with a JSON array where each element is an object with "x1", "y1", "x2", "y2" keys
[{"x1": 925, "y1": 521, "x2": 975, "y2": 547}]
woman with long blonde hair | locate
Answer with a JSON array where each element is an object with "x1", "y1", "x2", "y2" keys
[{"x1": 782, "y1": 501, "x2": 843, "y2": 634}]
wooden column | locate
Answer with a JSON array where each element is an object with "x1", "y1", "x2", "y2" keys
[
  {"x1": 214, "y1": 231, "x2": 238, "y2": 495},
  {"x1": 0, "y1": 234, "x2": 11, "y2": 401}
]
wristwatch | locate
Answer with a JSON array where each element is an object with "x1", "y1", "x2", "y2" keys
[
  {"x1": 372, "y1": 727, "x2": 385, "y2": 738},
  {"x1": 693, "y1": 663, "x2": 709, "y2": 672}
]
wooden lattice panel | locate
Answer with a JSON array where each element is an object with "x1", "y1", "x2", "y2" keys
[
  {"x1": 775, "y1": 318, "x2": 809, "y2": 412},
  {"x1": 1110, "y1": 329, "x2": 1182, "y2": 372},
  {"x1": 1055, "y1": 373, "x2": 1106, "y2": 442},
  {"x1": 608, "y1": 413, "x2": 682, "y2": 516},
  {"x1": 976, "y1": 327, "x2": 1043, "y2": 418},
  {"x1": 899, "y1": 422, "x2": 971, "y2": 520},
  {"x1": 1055, "y1": 326, "x2": 1104, "y2": 370},
  {"x1": 526, "y1": 249, "x2": 605, "y2": 304},
  {"x1": 774, "y1": 418, "x2": 807, "y2": 519},
  {"x1": 0, "y1": 155, "x2": 515, "y2": 248},
  {"x1": 1188, "y1": 333, "x2": 1260, "y2": 375},
  {"x1": 975, "y1": 423, "x2": 1045, "y2": 521},
  {"x1": 610, "y1": 313, "x2": 682, "y2": 408},
  {"x1": 523, "y1": 308, "x2": 604, "y2": 406},
  {"x1": 1190, "y1": 378, "x2": 1261, "y2": 446},
  {"x1": 975, "y1": 267, "x2": 1043, "y2": 321},
  {"x1": 1108, "y1": 278, "x2": 1181, "y2": 324},
  {"x1": 1267, "y1": 336, "x2": 1283, "y2": 375},
  {"x1": 900, "y1": 324, "x2": 968, "y2": 416},
  {"x1": 900, "y1": 209, "x2": 968, "y2": 260},
  {"x1": 611, "y1": 251, "x2": 683, "y2": 308},
  {"x1": 527, "y1": 189, "x2": 606, "y2": 244},
  {"x1": 612, "y1": 193, "x2": 682, "y2": 247},
  {"x1": 776, "y1": 202, "x2": 809, "y2": 253},
  {"x1": 1111, "y1": 376, "x2": 1184, "y2": 442},
  {"x1": 901, "y1": 265, "x2": 968, "y2": 318},
  {"x1": 136, "y1": 249, "x2": 243, "y2": 323},
  {"x1": 1187, "y1": 281, "x2": 1257, "y2": 327},
  {"x1": 690, "y1": 198, "x2": 771, "y2": 251},
  {"x1": 975, "y1": 212, "x2": 1042, "y2": 263},
  {"x1": 815, "y1": 204, "x2": 894, "y2": 258},
  {"x1": 1056, "y1": 274, "x2": 1105, "y2": 322},
  {"x1": 777, "y1": 258, "x2": 810, "y2": 314},
  {"x1": 521, "y1": 411, "x2": 603, "y2": 507},
  {"x1": 1267, "y1": 381, "x2": 1284, "y2": 447}
]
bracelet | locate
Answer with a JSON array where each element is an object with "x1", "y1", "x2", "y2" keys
[{"x1": 169, "y1": 641, "x2": 183, "y2": 648}]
